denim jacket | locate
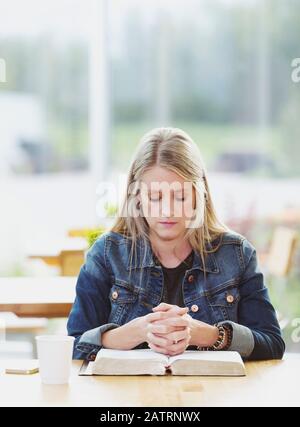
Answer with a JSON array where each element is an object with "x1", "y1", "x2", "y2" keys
[{"x1": 67, "y1": 230, "x2": 285, "y2": 361}]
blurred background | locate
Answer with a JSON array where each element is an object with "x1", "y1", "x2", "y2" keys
[{"x1": 0, "y1": 0, "x2": 299, "y2": 358}]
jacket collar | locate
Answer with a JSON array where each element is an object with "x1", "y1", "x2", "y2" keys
[{"x1": 126, "y1": 237, "x2": 219, "y2": 273}]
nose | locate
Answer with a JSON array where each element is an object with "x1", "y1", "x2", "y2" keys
[{"x1": 161, "y1": 196, "x2": 173, "y2": 218}]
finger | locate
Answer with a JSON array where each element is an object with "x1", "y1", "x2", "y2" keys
[
  {"x1": 152, "y1": 303, "x2": 188, "y2": 314},
  {"x1": 149, "y1": 323, "x2": 173, "y2": 334},
  {"x1": 152, "y1": 303, "x2": 188, "y2": 313},
  {"x1": 146, "y1": 311, "x2": 169, "y2": 323},
  {"x1": 146, "y1": 331, "x2": 169, "y2": 347},
  {"x1": 165, "y1": 338, "x2": 190, "y2": 355},
  {"x1": 152, "y1": 316, "x2": 190, "y2": 328},
  {"x1": 154, "y1": 334, "x2": 185, "y2": 346},
  {"x1": 148, "y1": 329, "x2": 190, "y2": 348},
  {"x1": 152, "y1": 302, "x2": 175, "y2": 312},
  {"x1": 149, "y1": 323, "x2": 186, "y2": 334},
  {"x1": 148, "y1": 342, "x2": 169, "y2": 355},
  {"x1": 167, "y1": 328, "x2": 191, "y2": 343},
  {"x1": 147, "y1": 311, "x2": 183, "y2": 323},
  {"x1": 156, "y1": 330, "x2": 190, "y2": 346},
  {"x1": 167, "y1": 306, "x2": 189, "y2": 315}
]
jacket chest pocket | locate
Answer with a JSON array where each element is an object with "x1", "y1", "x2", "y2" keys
[
  {"x1": 206, "y1": 282, "x2": 240, "y2": 323},
  {"x1": 108, "y1": 278, "x2": 139, "y2": 324}
]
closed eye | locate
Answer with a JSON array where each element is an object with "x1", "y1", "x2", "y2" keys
[
  {"x1": 149, "y1": 195, "x2": 161, "y2": 201},
  {"x1": 149, "y1": 194, "x2": 186, "y2": 202}
]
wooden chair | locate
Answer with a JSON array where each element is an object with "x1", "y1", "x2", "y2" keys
[
  {"x1": 60, "y1": 249, "x2": 85, "y2": 276},
  {"x1": 262, "y1": 226, "x2": 298, "y2": 330},
  {"x1": 266, "y1": 226, "x2": 298, "y2": 277}
]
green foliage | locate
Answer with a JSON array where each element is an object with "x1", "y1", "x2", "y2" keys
[
  {"x1": 86, "y1": 203, "x2": 118, "y2": 248},
  {"x1": 104, "y1": 202, "x2": 118, "y2": 218},
  {"x1": 86, "y1": 227, "x2": 106, "y2": 248}
]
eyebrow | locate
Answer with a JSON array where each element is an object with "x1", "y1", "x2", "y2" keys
[{"x1": 147, "y1": 189, "x2": 185, "y2": 195}]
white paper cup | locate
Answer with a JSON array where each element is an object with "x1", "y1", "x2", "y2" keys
[{"x1": 36, "y1": 335, "x2": 75, "y2": 385}]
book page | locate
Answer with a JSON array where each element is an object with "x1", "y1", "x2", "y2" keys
[
  {"x1": 168, "y1": 351, "x2": 245, "y2": 376},
  {"x1": 98, "y1": 348, "x2": 168, "y2": 363},
  {"x1": 90, "y1": 349, "x2": 168, "y2": 376},
  {"x1": 169, "y1": 350, "x2": 243, "y2": 364}
]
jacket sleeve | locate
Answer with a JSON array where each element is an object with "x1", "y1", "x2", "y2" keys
[
  {"x1": 219, "y1": 238, "x2": 285, "y2": 360},
  {"x1": 67, "y1": 236, "x2": 120, "y2": 360}
]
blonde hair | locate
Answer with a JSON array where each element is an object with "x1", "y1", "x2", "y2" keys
[{"x1": 111, "y1": 127, "x2": 228, "y2": 277}]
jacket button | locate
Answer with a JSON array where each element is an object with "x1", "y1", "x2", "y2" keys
[
  {"x1": 226, "y1": 294, "x2": 234, "y2": 303},
  {"x1": 112, "y1": 291, "x2": 119, "y2": 300},
  {"x1": 188, "y1": 275, "x2": 194, "y2": 283},
  {"x1": 191, "y1": 304, "x2": 199, "y2": 312}
]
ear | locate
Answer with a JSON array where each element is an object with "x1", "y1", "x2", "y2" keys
[
  {"x1": 193, "y1": 186, "x2": 196, "y2": 209},
  {"x1": 136, "y1": 190, "x2": 142, "y2": 207}
]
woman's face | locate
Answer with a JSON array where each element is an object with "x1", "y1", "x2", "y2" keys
[{"x1": 139, "y1": 166, "x2": 195, "y2": 241}]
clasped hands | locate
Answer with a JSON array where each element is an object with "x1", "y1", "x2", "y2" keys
[
  {"x1": 144, "y1": 303, "x2": 191, "y2": 356},
  {"x1": 144, "y1": 302, "x2": 219, "y2": 356}
]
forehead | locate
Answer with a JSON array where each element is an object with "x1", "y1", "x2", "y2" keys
[{"x1": 141, "y1": 166, "x2": 188, "y2": 186}]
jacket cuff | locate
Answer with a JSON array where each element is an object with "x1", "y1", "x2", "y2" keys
[
  {"x1": 76, "y1": 323, "x2": 120, "y2": 360},
  {"x1": 218, "y1": 321, "x2": 255, "y2": 358}
]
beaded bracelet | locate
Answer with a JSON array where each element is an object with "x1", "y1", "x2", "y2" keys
[
  {"x1": 197, "y1": 323, "x2": 232, "y2": 351},
  {"x1": 222, "y1": 323, "x2": 233, "y2": 351}
]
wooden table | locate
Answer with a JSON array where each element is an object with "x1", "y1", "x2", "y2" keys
[
  {"x1": 0, "y1": 277, "x2": 76, "y2": 318},
  {"x1": 0, "y1": 355, "x2": 299, "y2": 407}
]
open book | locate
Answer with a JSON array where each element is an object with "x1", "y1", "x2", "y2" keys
[{"x1": 79, "y1": 349, "x2": 246, "y2": 376}]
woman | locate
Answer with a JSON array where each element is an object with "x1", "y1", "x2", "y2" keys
[{"x1": 67, "y1": 127, "x2": 285, "y2": 361}]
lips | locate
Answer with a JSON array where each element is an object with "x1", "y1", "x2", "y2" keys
[
  {"x1": 159, "y1": 221, "x2": 177, "y2": 224},
  {"x1": 158, "y1": 221, "x2": 177, "y2": 227}
]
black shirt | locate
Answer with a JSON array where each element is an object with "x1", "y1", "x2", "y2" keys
[
  {"x1": 154, "y1": 250, "x2": 194, "y2": 307},
  {"x1": 132, "y1": 250, "x2": 194, "y2": 350}
]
